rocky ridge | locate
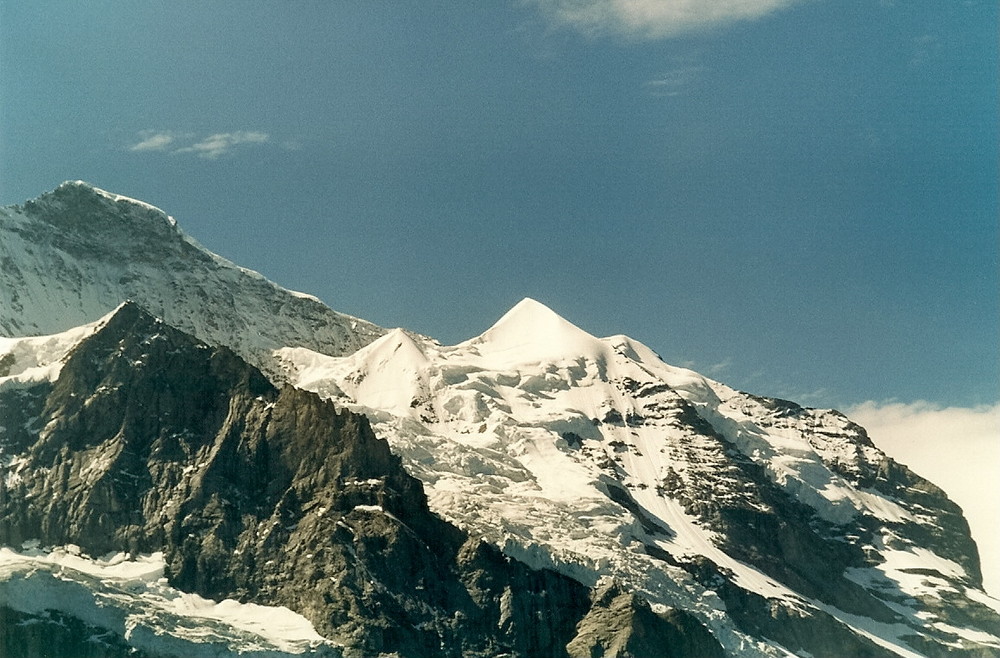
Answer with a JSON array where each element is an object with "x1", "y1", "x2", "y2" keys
[{"x1": 0, "y1": 181, "x2": 384, "y2": 377}]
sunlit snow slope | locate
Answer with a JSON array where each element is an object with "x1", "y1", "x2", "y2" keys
[{"x1": 279, "y1": 298, "x2": 1000, "y2": 657}]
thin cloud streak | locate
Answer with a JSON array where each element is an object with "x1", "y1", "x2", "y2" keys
[
  {"x1": 175, "y1": 131, "x2": 270, "y2": 159},
  {"x1": 129, "y1": 131, "x2": 181, "y2": 152},
  {"x1": 646, "y1": 65, "x2": 708, "y2": 96},
  {"x1": 846, "y1": 400, "x2": 1000, "y2": 597},
  {"x1": 704, "y1": 357, "x2": 732, "y2": 375},
  {"x1": 530, "y1": 0, "x2": 805, "y2": 39},
  {"x1": 128, "y1": 130, "x2": 270, "y2": 159}
]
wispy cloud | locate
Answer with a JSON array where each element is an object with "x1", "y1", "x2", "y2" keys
[
  {"x1": 174, "y1": 131, "x2": 270, "y2": 159},
  {"x1": 646, "y1": 64, "x2": 708, "y2": 96},
  {"x1": 529, "y1": 0, "x2": 804, "y2": 39},
  {"x1": 129, "y1": 131, "x2": 180, "y2": 152},
  {"x1": 846, "y1": 400, "x2": 1000, "y2": 596},
  {"x1": 128, "y1": 130, "x2": 271, "y2": 159},
  {"x1": 704, "y1": 357, "x2": 732, "y2": 375}
]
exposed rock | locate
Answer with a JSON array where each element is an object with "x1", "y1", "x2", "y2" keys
[
  {"x1": 0, "y1": 181, "x2": 385, "y2": 376},
  {"x1": 567, "y1": 582, "x2": 726, "y2": 658},
  {"x1": 0, "y1": 606, "x2": 150, "y2": 658}
]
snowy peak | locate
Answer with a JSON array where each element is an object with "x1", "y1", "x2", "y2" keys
[
  {"x1": 468, "y1": 297, "x2": 602, "y2": 364},
  {"x1": 0, "y1": 304, "x2": 126, "y2": 388},
  {"x1": 58, "y1": 180, "x2": 174, "y2": 218},
  {"x1": 0, "y1": 183, "x2": 386, "y2": 372},
  {"x1": 480, "y1": 297, "x2": 588, "y2": 342},
  {"x1": 27, "y1": 180, "x2": 179, "y2": 237},
  {"x1": 328, "y1": 328, "x2": 431, "y2": 415}
]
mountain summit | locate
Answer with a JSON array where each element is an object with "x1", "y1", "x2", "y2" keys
[
  {"x1": 277, "y1": 292, "x2": 1000, "y2": 655},
  {"x1": 0, "y1": 181, "x2": 384, "y2": 376},
  {"x1": 2, "y1": 185, "x2": 999, "y2": 657},
  {"x1": 467, "y1": 297, "x2": 604, "y2": 364}
]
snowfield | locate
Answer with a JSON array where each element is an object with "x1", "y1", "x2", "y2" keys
[{"x1": 0, "y1": 544, "x2": 340, "y2": 656}]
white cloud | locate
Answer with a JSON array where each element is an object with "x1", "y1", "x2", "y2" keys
[
  {"x1": 704, "y1": 356, "x2": 732, "y2": 375},
  {"x1": 174, "y1": 131, "x2": 270, "y2": 159},
  {"x1": 529, "y1": 0, "x2": 804, "y2": 39},
  {"x1": 129, "y1": 131, "x2": 178, "y2": 152},
  {"x1": 128, "y1": 130, "x2": 270, "y2": 159},
  {"x1": 846, "y1": 400, "x2": 1000, "y2": 597}
]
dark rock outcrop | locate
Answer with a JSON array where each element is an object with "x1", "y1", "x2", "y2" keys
[
  {"x1": 0, "y1": 606, "x2": 151, "y2": 658},
  {"x1": 567, "y1": 582, "x2": 727, "y2": 658}
]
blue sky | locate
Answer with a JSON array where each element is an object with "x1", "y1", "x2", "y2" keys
[{"x1": 1, "y1": 0, "x2": 997, "y2": 411}]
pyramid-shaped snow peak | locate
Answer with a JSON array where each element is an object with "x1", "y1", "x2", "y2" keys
[
  {"x1": 0, "y1": 183, "x2": 385, "y2": 371},
  {"x1": 335, "y1": 328, "x2": 431, "y2": 414},
  {"x1": 30, "y1": 180, "x2": 180, "y2": 235},
  {"x1": 466, "y1": 297, "x2": 603, "y2": 365}
]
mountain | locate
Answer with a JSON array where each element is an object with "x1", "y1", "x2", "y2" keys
[
  {"x1": 277, "y1": 298, "x2": 1000, "y2": 657},
  {"x1": 0, "y1": 181, "x2": 384, "y2": 377},
  {"x1": 2, "y1": 183, "x2": 999, "y2": 657},
  {"x1": 1, "y1": 302, "x2": 725, "y2": 657}
]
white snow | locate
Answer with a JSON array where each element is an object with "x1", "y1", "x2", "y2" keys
[
  {"x1": 0, "y1": 307, "x2": 120, "y2": 388},
  {"x1": 5, "y1": 182, "x2": 995, "y2": 658},
  {"x1": 807, "y1": 599, "x2": 930, "y2": 658},
  {"x1": 0, "y1": 544, "x2": 337, "y2": 656},
  {"x1": 849, "y1": 544, "x2": 970, "y2": 602},
  {"x1": 288, "y1": 289, "x2": 323, "y2": 303},
  {"x1": 461, "y1": 297, "x2": 607, "y2": 367},
  {"x1": 72, "y1": 181, "x2": 177, "y2": 222},
  {"x1": 966, "y1": 587, "x2": 1000, "y2": 615},
  {"x1": 0, "y1": 186, "x2": 384, "y2": 375}
]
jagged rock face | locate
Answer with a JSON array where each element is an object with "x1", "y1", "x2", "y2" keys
[
  {"x1": 567, "y1": 583, "x2": 727, "y2": 658},
  {"x1": 0, "y1": 606, "x2": 151, "y2": 658},
  {"x1": 0, "y1": 304, "x2": 719, "y2": 657},
  {"x1": 0, "y1": 181, "x2": 385, "y2": 376}
]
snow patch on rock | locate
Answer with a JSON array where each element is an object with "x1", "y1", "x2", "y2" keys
[{"x1": 0, "y1": 544, "x2": 339, "y2": 656}]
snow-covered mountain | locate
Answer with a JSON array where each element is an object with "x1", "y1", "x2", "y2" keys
[
  {"x1": 277, "y1": 297, "x2": 1000, "y2": 657},
  {"x1": 0, "y1": 181, "x2": 384, "y2": 377},
  {"x1": 1, "y1": 302, "x2": 725, "y2": 658},
  {"x1": 2, "y1": 183, "x2": 999, "y2": 657}
]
